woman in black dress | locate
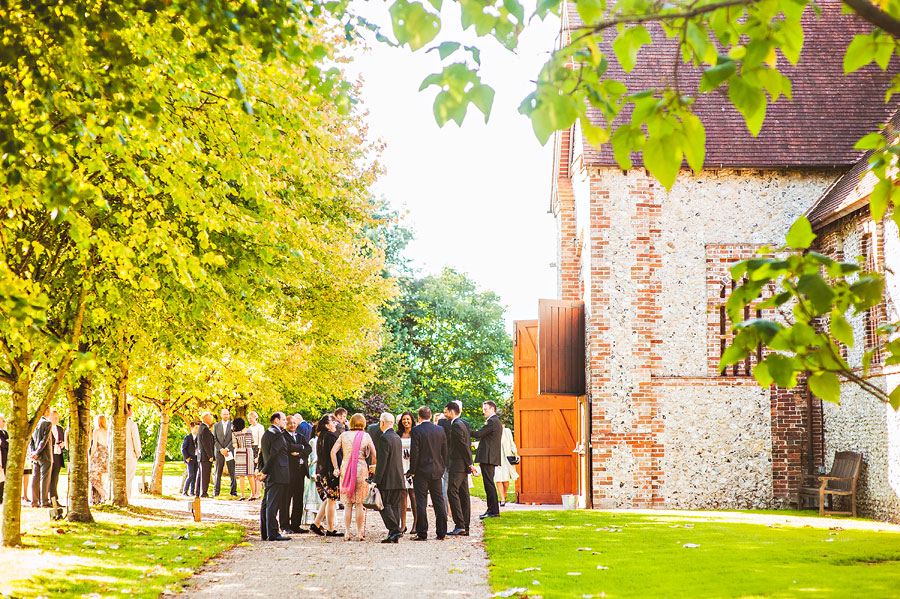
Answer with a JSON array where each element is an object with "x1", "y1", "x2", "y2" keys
[{"x1": 310, "y1": 414, "x2": 343, "y2": 537}]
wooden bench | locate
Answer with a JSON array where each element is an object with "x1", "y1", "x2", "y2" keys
[{"x1": 798, "y1": 451, "x2": 862, "y2": 517}]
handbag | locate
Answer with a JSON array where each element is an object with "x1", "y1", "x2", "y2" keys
[
  {"x1": 363, "y1": 482, "x2": 383, "y2": 511},
  {"x1": 507, "y1": 456, "x2": 520, "y2": 465}
]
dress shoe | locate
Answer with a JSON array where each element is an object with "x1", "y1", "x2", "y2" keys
[
  {"x1": 436, "y1": 535, "x2": 445, "y2": 540},
  {"x1": 271, "y1": 535, "x2": 292, "y2": 541},
  {"x1": 290, "y1": 527, "x2": 309, "y2": 534},
  {"x1": 310, "y1": 524, "x2": 326, "y2": 536},
  {"x1": 411, "y1": 535, "x2": 427, "y2": 541},
  {"x1": 447, "y1": 528, "x2": 469, "y2": 536},
  {"x1": 325, "y1": 529, "x2": 345, "y2": 537},
  {"x1": 381, "y1": 536, "x2": 397, "y2": 543},
  {"x1": 480, "y1": 513, "x2": 500, "y2": 519}
]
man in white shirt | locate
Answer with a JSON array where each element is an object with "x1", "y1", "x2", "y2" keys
[
  {"x1": 125, "y1": 404, "x2": 142, "y2": 500},
  {"x1": 213, "y1": 409, "x2": 236, "y2": 497}
]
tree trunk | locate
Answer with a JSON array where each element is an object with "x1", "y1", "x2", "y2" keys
[
  {"x1": 1, "y1": 375, "x2": 32, "y2": 547},
  {"x1": 149, "y1": 407, "x2": 170, "y2": 495},
  {"x1": 109, "y1": 359, "x2": 129, "y2": 507},
  {"x1": 66, "y1": 375, "x2": 94, "y2": 522}
]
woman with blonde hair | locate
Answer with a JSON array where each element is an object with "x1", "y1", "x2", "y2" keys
[
  {"x1": 331, "y1": 412, "x2": 376, "y2": 541},
  {"x1": 89, "y1": 414, "x2": 109, "y2": 504},
  {"x1": 494, "y1": 421, "x2": 519, "y2": 507}
]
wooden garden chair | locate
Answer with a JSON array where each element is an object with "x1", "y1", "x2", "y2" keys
[{"x1": 798, "y1": 451, "x2": 862, "y2": 517}]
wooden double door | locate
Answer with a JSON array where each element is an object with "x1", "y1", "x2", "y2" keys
[{"x1": 513, "y1": 320, "x2": 582, "y2": 504}]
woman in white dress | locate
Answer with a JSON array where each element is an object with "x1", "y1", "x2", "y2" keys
[
  {"x1": 89, "y1": 415, "x2": 109, "y2": 504},
  {"x1": 397, "y1": 411, "x2": 417, "y2": 533},
  {"x1": 494, "y1": 423, "x2": 519, "y2": 506}
]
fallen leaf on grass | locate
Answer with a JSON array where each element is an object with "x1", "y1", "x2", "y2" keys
[
  {"x1": 597, "y1": 566, "x2": 609, "y2": 570},
  {"x1": 238, "y1": 542, "x2": 253, "y2": 547},
  {"x1": 82, "y1": 541, "x2": 96, "y2": 547},
  {"x1": 448, "y1": 568, "x2": 463, "y2": 573},
  {"x1": 514, "y1": 567, "x2": 541, "y2": 572},
  {"x1": 567, "y1": 572, "x2": 582, "y2": 576},
  {"x1": 683, "y1": 544, "x2": 700, "y2": 548},
  {"x1": 532, "y1": 580, "x2": 541, "y2": 585},
  {"x1": 576, "y1": 547, "x2": 592, "y2": 551},
  {"x1": 492, "y1": 588, "x2": 528, "y2": 597}
]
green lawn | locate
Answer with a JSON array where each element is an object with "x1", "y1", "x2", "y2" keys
[
  {"x1": 484, "y1": 510, "x2": 900, "y2": 598},
  {"x1": 470, "y1": 473, "x2": 517, "y2": 503},
  {"x1": 7, "y1": 510, "x2": 243, "y2": 598}
]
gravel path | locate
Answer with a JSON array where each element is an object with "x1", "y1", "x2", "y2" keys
[{"x1": 164, "y1": 495, "x2": 492, "y2": 599}]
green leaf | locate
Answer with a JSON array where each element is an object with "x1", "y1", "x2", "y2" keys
[
  {"x1": 576, "y1": 0, "x2": 604, "y2": 25},
  {"x1": 855, "y1": 132, "x2": 886, "y2": 150},
  {"x1": 753, "y1": 360, "x2": 773, "y2": 387},
  {"x1": 808, "y1": 371, "x2": 841, "y2": 403},
  {"x1": 785, "y1": 216, "x2": 816, "y2": 250},
  {"x1": 528, "y1": 92, "x2": 578, "y2": 145},
  {"x1": 863, "y1": 350, "x2": 873, "y2": 376},
  {"x1": 390, "y1": 0, "x2": 441, "y2": 51},
  {"x1": 829, "y1": 310, "x2": 854, "y2": 347},
  {"x1": 581, "y1": 118, "x2": 610, "y2": 147},
  {"x1": 469, "y1": 83, "x2": 495, "y2": 121},
  {"x1": 612, "y1": 25, "x2": 652, "y2": 73},
  {"x1": 728, "y1": 77, "x2": 766, "y2": 136},
  {"x1": 889, "y1": 385, "x2": 900, "y2": 410},
  {"x1": 680, "y1": 112, "x2": 705, "y2": 172},
  {"x1": 798, "y1": 273, "x2": 835, "y2": 314},
  {"x1": 431, "y1": 41, "x2": 460, "y2": 59},
  {"x1": 765, "y1": 354, "x2": 799, "y2": 388},
  {"x1": 869, "y1": 179, "x2": 891, "y2": 222},
  {"x1": 850, "y1": 276, "x2": 885, "y2": 312},
  {"x1": 844, "y1": 33, "x2": 876, "y2": 73},
  {"x1": 643, "y1": 132, "x2": 681, "y2": 190},
  {"x1": 699, "y1": 59, "x2": 736, "y2": 92}
]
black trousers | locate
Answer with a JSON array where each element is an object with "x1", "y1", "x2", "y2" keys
[
  {"x1": 32, "y1": 457, "x2": 52, "y2": 507},
  {"x1": 214, "y1": 454, "x2": 236, "y2": 496},
  {"x1": 50, "y1": 455, "x2": 63, "y2": 499},
  {"x1": 379, "y1": 488, "x2": 404, "y2": 537},
  {"x1": 480, "y1": 463, "x2": 500, "y2": 516},
  {"x1": 262, "y1": 481, "x2": 287, "y2": 540},
  {"x1": 447, "y1": 470, "x2": 471, "y2": 530},
  {"x1": 413, "y1": 474, "x2": 447, "y2": 538},
  {"x1": 280, "y1": 476, "x2": 306, "y2": 531},
  {"x1": 183, "y1": 460, "x2": 198, "y2": 495},
  {"x1": 196, "y1": 459, "x2": 213, "y2": 497}
]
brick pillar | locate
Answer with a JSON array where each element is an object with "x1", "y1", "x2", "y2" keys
[
  {"x1": 588, "y1": 170, "x2": 665, "y2": 509},
  {"x1": 556, "y1": 177, "x2": 581, "y2": 301},
  {"x1": 770, "y1": 379, "x2": 821, "y2": 506}
]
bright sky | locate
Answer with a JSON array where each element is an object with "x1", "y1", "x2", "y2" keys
[{"x1": 343, "y1": 4, "x2": 561, "y2": 327}]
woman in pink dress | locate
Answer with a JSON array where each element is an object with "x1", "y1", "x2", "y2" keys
[{"x1": 330, "y1": 413, "x2": 376, "y2": 541}]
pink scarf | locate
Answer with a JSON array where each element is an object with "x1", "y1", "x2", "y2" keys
[{"x1": 340, "y1": 431, "x2": 364, "y2": 495}]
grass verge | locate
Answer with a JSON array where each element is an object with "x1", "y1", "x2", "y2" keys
[
  {"x1": 0, "y1": 506, "x2": 243, "y2": 598},
  {"x1": 483, "y1": 510, "x2": 900, "y2": 598},
  {"x1": 470, "y1": 474, "x2": 516, "y2": 503}
]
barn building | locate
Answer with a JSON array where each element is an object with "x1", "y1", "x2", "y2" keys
[{"x1": 513, "y1": 0, "x2": 900, "y2": 522}]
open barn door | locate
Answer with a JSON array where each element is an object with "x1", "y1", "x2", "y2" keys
[{"x1": 513, "y1": 318, "x2": 582, "y2": 504}]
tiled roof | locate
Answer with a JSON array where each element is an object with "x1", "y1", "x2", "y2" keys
[
  {"x1": 805, "y1": 111, "x2": 900, "y2": 229},
  {"x1": 565, "y1": 0, "x2": 900, "y2": 169}
]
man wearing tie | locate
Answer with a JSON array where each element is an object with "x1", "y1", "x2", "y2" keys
[
  {"x1": 213, "y1": 408, "x2": 237, "y2": 497},
  {"x1": 445, "y1": 402, "x2": 473, "y2": 536},
  {"x1": 196, "y1": 412, "x2": 216, "y2": 498},
  {"x1": 374, "y1": 412, "x2": 405, "y2": 543},
  {"x1": 29, "y1": 407, "x2": 53, "y2": 508},
  {"x1": 470, "y1": 400, "x2": 502, "y2": 519},
  {"x1": 409, "y1": 406, "x2": 448, "y2": 541},
  {"x1": 259, "y1": 412, "x2": 291, "y2": 541},
  {"x1": 281, "y1": 415, "x2": 311, "y2": 534},
  {"x1": 48, "y1": 409, "x2": 66, "y2": 506}
]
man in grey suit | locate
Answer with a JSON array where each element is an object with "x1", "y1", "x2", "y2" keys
[
  {"x1": 213, "y1": 408, "x2": 237, "y2": 497},
  {"x1": 28, "y1": 407, "x2": 53, "y2": 508},
  {"x1": 470, "y1": 400, "x2": 502, "y2": 519},
  {"x1": 374, "y1": 412, "x2": 405, "y2": 543}
]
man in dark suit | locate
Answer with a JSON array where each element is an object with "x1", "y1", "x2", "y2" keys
[
  {"x1": 409, "y1": 406, "x2": 448, "y2": 540},
  {"x1": 28, "y1": 407, "x2": 53, "y2": 508},
  {"x1": 374, "y1": 412, "x2": 405, "y2": 543},
  {"x1": 48, "y1": 409, "x2": 66, "y2": 505},
  {"x1": 195, "y1": 412, "x2": 216, "y2": 498},
  {"x1": 333, "y1": 408, "x2": 348, "y2": 434},
  {"x1": 181, "y1": 422, "x2": 200, "y2": 496},
  {"x1": 470, "y1": 400, "x2": 502, "y2": 518},
  {"x1": 280, "y1": 415, "x2": 311, "y2": 535},
  {"x1": 259, "y1": 411, "x2": 291, "y2": 541},
  {"x1": 365, "y1": 419, "x2": 382, "y2": 469},
  {"x1": 213, "y1": 408, "x2": 237, "y2": 497},
  {"x1": 445, "y1": 402, "x2": 473, "y2": 535},
  {"x1": 295, "y1": 414, "x2": 313, "y2": 442}
]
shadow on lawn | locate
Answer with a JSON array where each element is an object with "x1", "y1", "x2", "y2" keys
[{"x1": 12, "y1": 519, "x2": 243, "y2": 599}]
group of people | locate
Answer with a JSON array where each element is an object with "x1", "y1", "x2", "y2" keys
[
  {"x1": 3, "y1": 404, "x2": 143, "y2": 508},
  {"x1": 244, "y1": 400, "x2": 517, "y2": 544}
]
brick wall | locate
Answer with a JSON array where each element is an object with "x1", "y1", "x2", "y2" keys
[{"x1": 770, "y1": 380, "x2": 825, "y2": 506}]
